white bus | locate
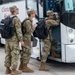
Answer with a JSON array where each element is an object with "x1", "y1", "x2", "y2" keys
[
  {"x1": 41, "y1": 0, "x2": 75, "y2": 63},
  {"x1": 1, "y1": 0, "x2": 75, "y2": 63}
]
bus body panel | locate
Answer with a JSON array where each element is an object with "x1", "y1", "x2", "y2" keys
[
  {"x1": 61, "y1": 44, "x2": 66, "y2": 63},
  {"x1": 66, "y1": 27, "x2": 75, "y2": 44},
  {"x1": 31, "y1": 38, "x2": 40, "y2": 58},
  {"x1": 65, "y1": 44, "x2": 75, "y2": 63},
  {"x1": 61, "y1": 23, "x2": 69, "y2": 44},
  {"x1": 61, "y1": 23, "x2": 75, "y2": 63},
  {"x1": 0, "y1": 0, "x2": 27, "y2": 22}
]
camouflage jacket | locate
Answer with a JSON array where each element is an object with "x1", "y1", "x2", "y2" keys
[
  {"x1": 45, "y1": 18, "x2": 60, "y2": 40},
  {"x1": 45, "y1": 18, "x2": 60, "y2": 29},
  {"x1": 23, "y1": 18, "x2": 35, "y2": 36}
]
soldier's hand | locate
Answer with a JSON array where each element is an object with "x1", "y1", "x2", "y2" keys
[
  {"x1": 34, "y1": 23, "x2": 37, "y2": 28},
  {"x1": 21, "y1": 41, "x2": 24, "y2": 46},
  {"x1": 54, "y1": 12, "x2": 58, "y2": 15}
]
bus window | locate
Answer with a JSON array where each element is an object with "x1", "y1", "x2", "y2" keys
[
  {"x1": 0, "y1": 0, "x2": 3, "y2": 4},
  {"x1": 64, "y1": 0, "x2": 75, "y2": 11},
  {"x1": 27, "y1": 0, "x2": 37, "y2": 10},
  {"x1": 0, "y1": 0, "x2": 22, "y2": 4},
  {"x1": 73, "y1": 0, "x2": 75, "y2": 10}
]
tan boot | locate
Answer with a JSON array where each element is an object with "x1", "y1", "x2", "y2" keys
[
  {"x1": 19, "y1": 63, "x2": 23, "y2": 70},
  {"x1": 22, "y1": 64, "x2": 34, "y2": 72},
  {"x1": 11, "y1": 70, "x2": 22, "y2": 75},
  {"x1": 52, "y1": 52, "x2": 60, "y2": 58},
  {"x1": 51, "y1": 46, "x2": 60, "y2": 58},
  {"x1": 39, "y1": 62, "x2": 49, "y2": 71},
  {"x1": 5, "y1": 67, "x2": 11, "y2": 74}
]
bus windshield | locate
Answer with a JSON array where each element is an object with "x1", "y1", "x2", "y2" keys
[{"x1": 64, "y1": 0, "x2": 75, "y2": 11}]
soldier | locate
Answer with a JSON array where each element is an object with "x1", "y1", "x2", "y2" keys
[
  {"x1": 39, "y1": 10, "x2": 60, "y2": 71},
  {"x1": 19, "y1": 9, "x2": 37, "y2": 72},
  {"x1": 5, "y1": 6, "x2": 24, "y2": 74}
]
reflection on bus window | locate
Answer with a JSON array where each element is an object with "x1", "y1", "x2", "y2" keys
[
  {"x1": 65, "y1": 0, "x2": 73, "y2": 11},
  {"x1": 0, "y1": 0, "x2": 21, "y2": 4},
  {"x1": 64, "y1": 0, "x2": 75, "y2": 11}
]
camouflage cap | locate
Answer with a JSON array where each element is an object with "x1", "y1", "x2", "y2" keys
[
  {"x1": 10, "y1": 5, "x2": 18, "y2": 13},
  {"x1": 27, "y1": 9, "x2": 35, "y2": 16},
  {"x1": 46, "y1": 10, "x2": 54, "y2": 16}
]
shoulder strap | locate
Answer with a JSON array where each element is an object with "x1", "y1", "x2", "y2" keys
[
  {"x1": 11, "y1": 16, "x2": 18, "y2": 38},
  {"x1": 11, "y1": 16, "x2": 17, "y2": 19},
  {"x1": 25, "y1": 18, "x2": 32, "y2": 22},
  {"x1": 22, "y1": 18, "x2": 32, "y2": 26}
]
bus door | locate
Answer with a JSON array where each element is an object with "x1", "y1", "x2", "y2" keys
[
  {"x1": 42, "y1": 0, "x2": 62, "y2": 60},
  {"x1": 43, "y1": 0, "x2": 75, "y2": 63}
]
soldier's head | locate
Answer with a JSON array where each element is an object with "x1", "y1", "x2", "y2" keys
[
  {"x1": 27, "y1": 9, "x2": 35, "y2": 18},
  {"x1": 10, "y1": 5, "x2": 19, "y2": 15},
  {"x1": 46, "y1": 10, "x2": 54, "y2": 19}
]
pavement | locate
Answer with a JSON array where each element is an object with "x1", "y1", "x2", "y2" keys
[{"x1": 0, "y1": 48, "x2": 75, "y2": 75}]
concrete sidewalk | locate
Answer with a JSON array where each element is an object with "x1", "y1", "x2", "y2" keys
[{"x1": 0, "y1": 48, "x2": 75, "y2": 75}]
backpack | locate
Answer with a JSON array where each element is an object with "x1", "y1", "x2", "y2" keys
[
  {"x1": 33, "y1": 19, "x2": 49, "y2": 39},
  {"x1": 0, "y1": 16, "x2": 16, "y2": 39},
  {"x1": 21, "y1": 18, "x2": 31, "y2": 35}
]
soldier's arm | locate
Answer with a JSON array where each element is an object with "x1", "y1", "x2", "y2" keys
[
  {"x1": 14, "y1": 18, "x2": 23, "y2": 41},
  {"x1": 50, "y1": 19, "x2": 60, "y2": 26},
  {"x1": 25, "y1": 20, "x2": 35, "y2": 33}
]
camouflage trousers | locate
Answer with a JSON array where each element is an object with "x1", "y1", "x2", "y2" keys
[
  {"x1": 5, "y1": 41, "x2": 19, "y2": 70},
  {"x1": 41, "y1": 36, "x2": 51, "y2": 63},
  {"x1": 20, "y1": 35, "x2": 31, "y2": 64}
]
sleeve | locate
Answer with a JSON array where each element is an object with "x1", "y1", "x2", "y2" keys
[
  {"x1": 51, "y1": 20, "x2": 59, "y2": 25},
  {"x1": 14, "y1": 18, "x2": 23, "y2": 41},
  {"x1": 25, "y1": 20, "x2": 35, "y2": 34},
  {"x1": 47, "y1": 20, "x2": 60, "y2": 26}
]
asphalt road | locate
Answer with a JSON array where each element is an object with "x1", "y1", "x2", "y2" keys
[{"x1": 0, "y1": 48, "x2": 75, "y2": 75}]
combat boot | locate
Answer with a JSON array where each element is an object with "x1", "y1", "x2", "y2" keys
[
  {"x1": 19, "y1": 62, "x2": 23, "y2": 70},
  {"x1": 11, "y1": 70, "x2": 22, "y2": 75},
  {"x1": 22, "y1": 64, "x2": 34, "y2": 72},
  {"x1": 51, "y1": 46, "x2": 60, "y2": 58},
  {"x1": 39, "y1": 62, "x2": 49, "y2": 71},
  {"x1": 5, "y1": 67, "x2": 11, "y2": 74}
]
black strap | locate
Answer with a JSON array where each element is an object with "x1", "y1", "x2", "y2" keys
[{"x1": 12, "y1": 16, "x2": 19, "y2": 41}]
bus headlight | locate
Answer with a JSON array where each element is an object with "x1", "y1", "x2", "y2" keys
[
  {"x1": 69, "y1": 29, "x2": 73, "y2": 33},
  {"x1": 69, "y1": 34, "x2": 74, "y2": 43},
  {"x1": 69, "y1": 34, "x2": 74, "y2": 39}
]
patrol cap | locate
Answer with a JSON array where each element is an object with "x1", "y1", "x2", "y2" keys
[
  {"x1": 27, "y1": 9, "x2": 35, "y2": 16},
  {"x1": 46, "y1": 10, "x2": 54, "y2": 16},
  {"x1": 10, "y1": 5, "x2": 18, "y2": 13}
]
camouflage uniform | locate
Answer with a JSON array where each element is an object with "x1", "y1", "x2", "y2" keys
[
  {"x1": 41, "y1": 11, "x2": 60, "y2": 63},
  {"x1": 5, "y1": 16, "x2": 23, "y2": 70},
  {"x1": 20, "y1": 18, "x2": 34, "y2": 64}
]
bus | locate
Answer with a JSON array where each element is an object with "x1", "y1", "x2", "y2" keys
[
  {"x1": 41, "y1": 0, "x2": 75, "y2": 63},
  {"x1": 0, "y1": 0, "x2": 75, "y2": 63}
]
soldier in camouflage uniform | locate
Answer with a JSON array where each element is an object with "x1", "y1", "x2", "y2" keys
[
  {"x1": 5, "y1": 6, "x2": 24, "y2": 75},
  {"x1": 19, "y1": 9, "x2": 37, "y2": 72},
  {"x1": 39, "y1": 10, "x2": 60, "y2": 71}
]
